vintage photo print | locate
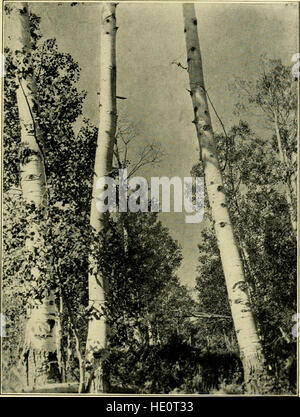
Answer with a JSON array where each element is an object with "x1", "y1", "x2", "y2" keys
[{"x1": 0, "y1": 0, "x2": 299, "y2": 396}]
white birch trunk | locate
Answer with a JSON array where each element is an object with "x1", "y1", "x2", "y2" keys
[
  {"x1": 10, "y1": 2, "x2": 60, "y2": 388},
  {"x1": 182, "y1": 3, "x2": 265, "y2": 385},
  {"x1": 86, "y1": 2, "x2": 117, "y2": 393}
]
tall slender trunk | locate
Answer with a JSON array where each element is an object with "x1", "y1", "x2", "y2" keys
[
  {"x1": 182, "y1": 4, "x2": 265, "y2": 386},
  {"x1": 63, "y1": 295, "x2": 85, "y2": 393},
  {"x1": 290, "y1": 151, "x2": 297, "y2": 201},
  {"x1": 86, "y1": 2, "x2": 117, "y2": 393},
  {"x1": 274, "y1": 113, "x2": 297, "y2": 233},
  {"x1": 57, "y1": 295, "x2": 66, "y2": 383},
  {"x1": 11, "y1": 2, "x2": 60, "y2": 388},
  {"x1": 66, "y1": 319, "x2": 72, "y2": 378}
]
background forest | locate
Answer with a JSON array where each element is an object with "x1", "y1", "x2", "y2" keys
[{"x1": 1, "y1": 2, "x2": 297, "y2": 394}]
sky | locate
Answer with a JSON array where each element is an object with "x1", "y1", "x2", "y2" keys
[{"x1": 5, "y1": 1, "x2": 298, "y2": 290}]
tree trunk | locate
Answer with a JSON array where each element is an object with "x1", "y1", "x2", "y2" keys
[
  {"x1": 57, "y1": 295, "x2": 66, "y2": 383},
  {"x1": 182, "y1": 3, "x2": 265, "y2": 388},
  {"x1": 274, "y1": 113, "x2": 297, "y2": 233},
  {"x1": 66, "y1": 319, "x2": 72, "y2": 379},
  {"x1": 290, "y1": 151, "x2": 297, "y2": 201},
  {"x1": 86, "y1": 2, "x2": 117, "y2": 393},
  {"x1": 11, "y1": 2, "x2": 60, "y2": 389}
]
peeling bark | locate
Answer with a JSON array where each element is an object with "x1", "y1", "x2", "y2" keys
[{"x1": 23, "y1": 295, "x2": 61, "y2": 387}]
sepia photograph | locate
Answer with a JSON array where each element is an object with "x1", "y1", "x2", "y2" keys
[{"x1": 0, "y1": 0, "x2": 298, "y2": 396}]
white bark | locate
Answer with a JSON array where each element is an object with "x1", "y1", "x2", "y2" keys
[
  {"x1": 86, "y1": 2, "x2": 117, "y2": 392},
  {"x1": 11, "y1": 2, "x2": 60, "y2": 388},
  {"x1": 10, "y1": 2, "x2": 47, "y2": 207},
  {"x1": 183, "y1": 3, "x2": 265, "y2": 384}
]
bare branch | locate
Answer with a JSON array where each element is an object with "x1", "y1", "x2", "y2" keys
[
  {"x1": 171, "y1": 61, "x2": 188, "y2": 71},
  {"x1": 114, "y1": 120, "x2": 165, "y2": 177}
]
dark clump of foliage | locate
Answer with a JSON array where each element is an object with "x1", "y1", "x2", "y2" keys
[{"x1": 105, "y1": 335, "x2": 243, "y2": 394}]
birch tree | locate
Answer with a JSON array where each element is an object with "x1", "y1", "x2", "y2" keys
[
  {"x1": 85, "y1": 2, "x2": 118, "y2": 393},
  {"x1": 9, "y1": 3, "x2": 60, "y2": 387},
  {"x1": 195, "y1": 123, "x2": 296, "y2": 392},
  {"x1": 182, "y1": 3, "x2": 265, "y2": 386}
]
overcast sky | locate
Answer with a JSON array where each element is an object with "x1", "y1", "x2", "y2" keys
[{"x1": 5, "y1": 2, "x2": 298, "y2": 289}]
